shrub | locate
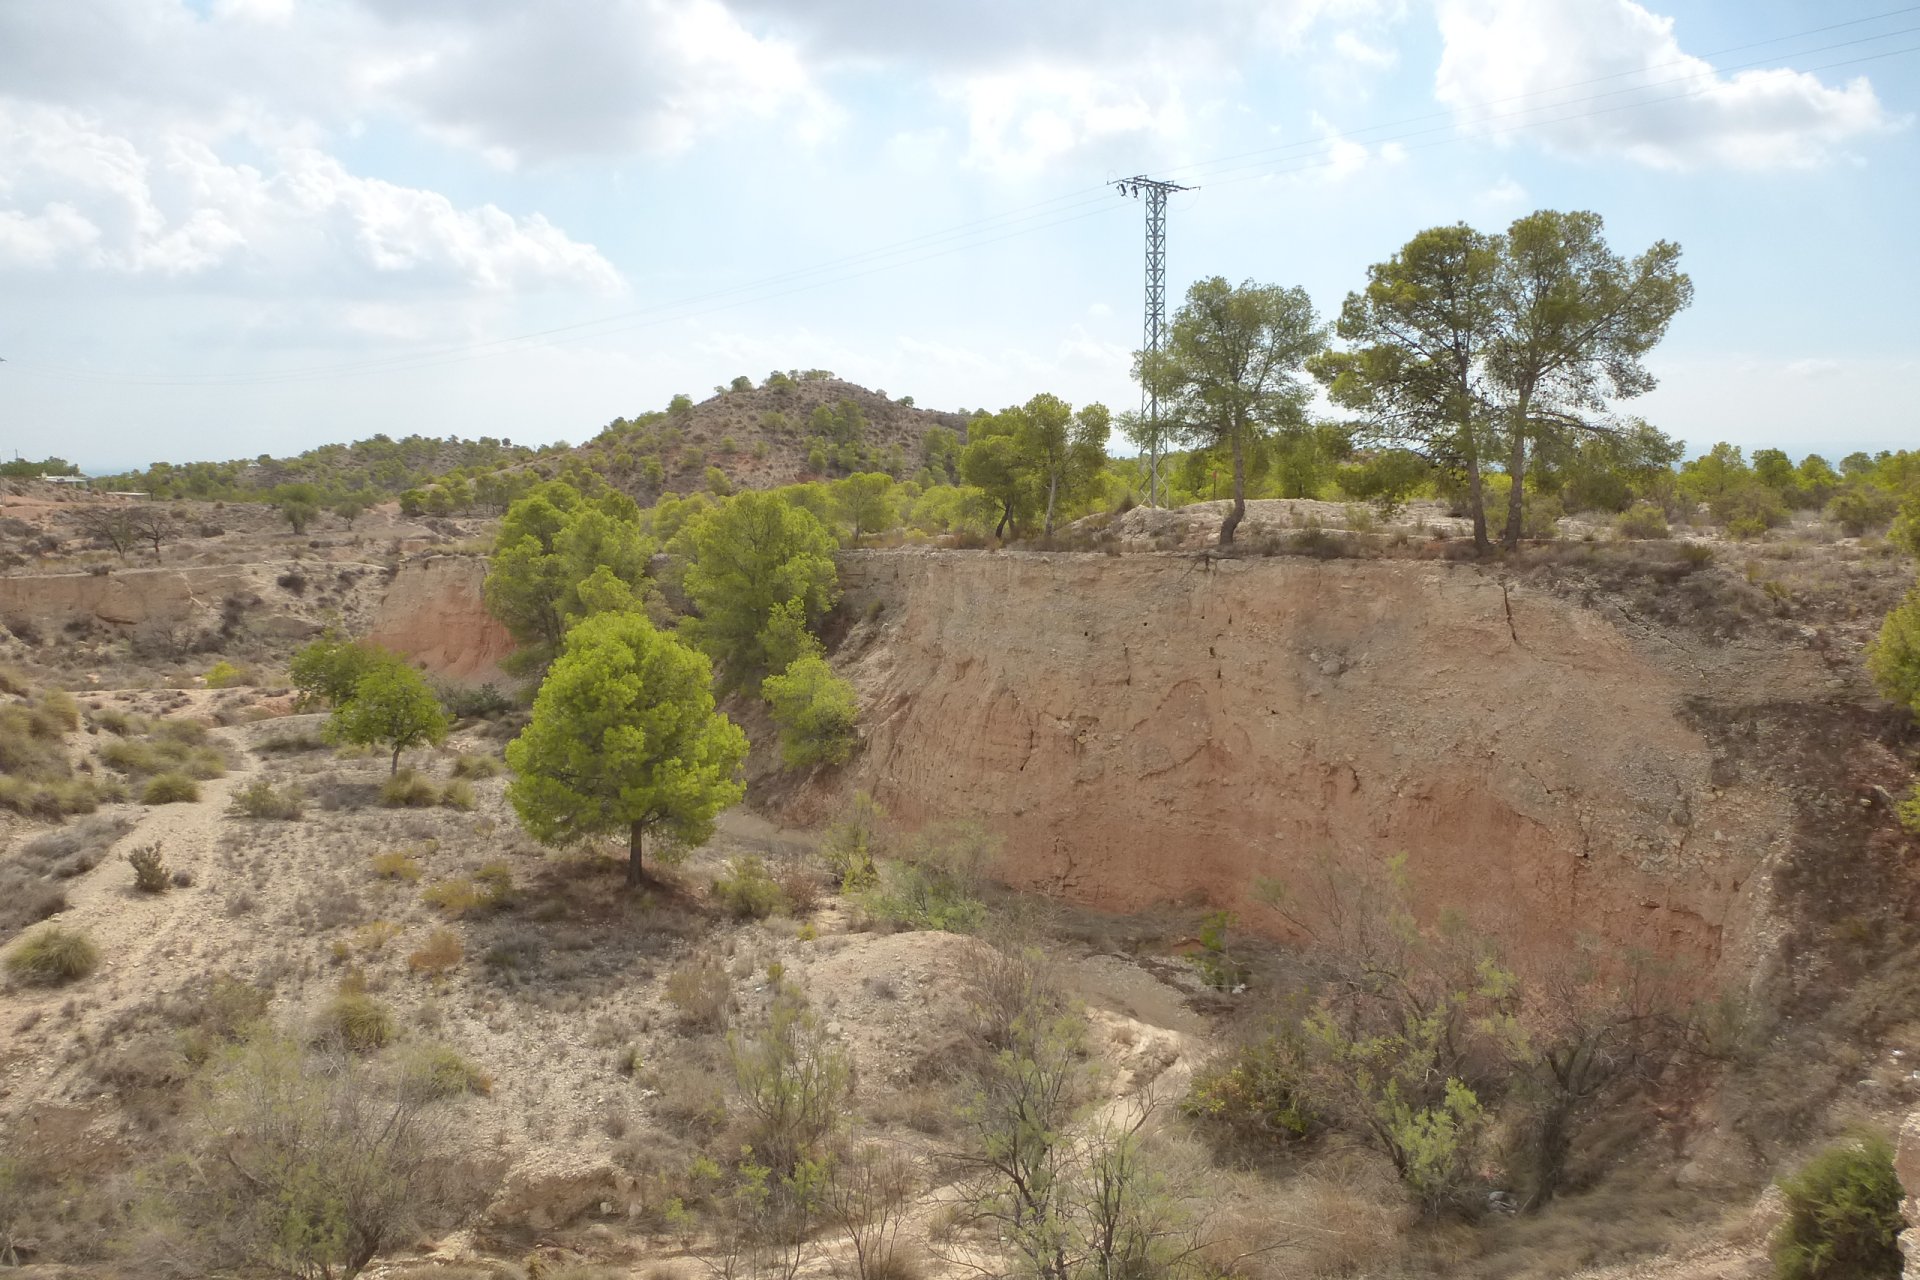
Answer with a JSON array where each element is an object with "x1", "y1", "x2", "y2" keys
[
  {"x1": 127, "y1": 843, "x2": 172, "y2": 893},
  {"x1": 1771, "y1": 1133, "x2": 1904, "y2": 1280},
  {"x1": 318, "y1": 991, "x2": 395, "y2": 1053},
  {"x1": 712, "y1": 855, "x2": 788, "y2": 920},
  {"x1": 449, "y1": 752, "x2": 502, "y2": 780},
  {"x1": 408, "y1": 928, "x2": 464, "y2": 977},
  {"x1": 380, "y1": 769, "x2": 441, "y2": 808},
  {"x1": 822, "y1": 793, "x2": 886, "y2": 890},
  {"x1": 666, "y1": 955, "x2": 732, "y2": 1031},
  {"x1": 857, "y1": 861, "x2": 984, "y2": 933},
  {"x1": 370, "y1": 850, "x2": 423, "y2": 882},
  {"x1": 227, "y1": 778, "x2": 303, "y2": 820},
  {"x1": 5, "y1": 925, "x2": 100, "y2": 984},
  {"x1": 474, "y1": 861, "x2": 515, "y2": 911},
  {"x1": 1182, "y1": 1022, "x2": 1317, "y2": 1147},
  {"x1": 762, "y1": 655, "x2": 859, "y2": 768},
  {"x1": 1826, "y1": 483, "x2": 1899, "y2": 537},
  {"x1": 178, "y1": 1034, "x2": 474, "y2": 1279},
  {"x1": 1713, "y1": 482, "x2": 1788, "y2": 538},
  {"x1": 204, "y1": 659, "x2": 252, "y2": 689},
  {"x1": 439, "y1": 779, "x2": 475, "y2": 811},
  {"x1": 728, "y1": 983, "x2": 854, "y2": 1173},
  {"x1": 401, "y1": 1043, "x2": 492, "y2": 1099},
  {"x1": 422, "y1": 879, "x2": 481, "y2": 917},
  {"x1": 1614, "y1": 502, "x2": 1670, "y2": 540},
  {"x1": 143, "y1": 772, "x2": 200, "y2": 804}
]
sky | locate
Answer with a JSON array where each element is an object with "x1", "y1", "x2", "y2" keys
[{"x1": 0, "y1": 0, "x2": 1915, "y2": 473}]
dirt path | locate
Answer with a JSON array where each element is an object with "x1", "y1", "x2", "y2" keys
[{"x1": 1, "y1": 722, "x2": 259, "y2": 1109}]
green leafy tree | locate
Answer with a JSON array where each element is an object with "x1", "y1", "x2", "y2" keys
[
  {"x1": 1018, "y1": 394, "x2": 1110, "y2": 535},
  {"x1": 677, "y1": 491, "x2": 839, "y2": 693},
  {"x1": 1141, "y1": 277, "x2": 1327, "y2": 545},
  {"x1": 506, "y1": 612, "x2": 747, "y2": 886},
  {"x1": 273, "y1": 483, "x2": 323, "y2": 535},
  {"x1": 831, "y1": 472, "x2": 897, "y2": 544},
  {"x1": 1486, "y1": 210, "x2": 1692, "y2": 549},
  {"x1": 484, "y1": 481, "x2": 652, "y2": 666},
  {"x1": 289, "y1": 635, "x2": 384, "y2": 710},
  {"x1": 958, "y1": 413, "x2": 1038, "y2": 539},
  {"x1": 762, "y1": 655, "x2": 859, "y2": 768},
  {"x1": 325, "y1": 659, "x2": 450, "y2": 774}
]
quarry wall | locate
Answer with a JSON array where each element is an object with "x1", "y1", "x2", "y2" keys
[
  {"x1": 363, "y1": 555, "x2": 515, "y2": 686},
  {"x1": 820, "y1": 549, "x2": 1835, "y2": 980}
]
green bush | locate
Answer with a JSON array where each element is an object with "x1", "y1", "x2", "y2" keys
[
  {"x1": 227, "y1": 778, "x2": 303, "y2": 820},
  {"x1": 1826, "y1": 483, "x2": 1899, "y2": 538},
  {"x1": 439, "y1": 778, "x2": 475, "y2": 811},
  {"x1": 5, "y1": 924, "x2": 100, "y2": 984},
  {"x1": 448, "y1": 752, "x2": 502, "y2": 779},
  {"x1": 143, "y1": 772, "x2": 200, "y2": 804},
  {"x1": 712, "y1": 854, "x2": 788, "y2": 920},
  {"x1": 401, "y1": 1043, "x2": 491, "y2": 1099},
  {"x1": 857, "y1": 860, "x2": 984, "y2": 933},
  {"x1": 762, "y1": 654, "x2": 859, "y2": 768},
  {"x1": 127, "y1": 842, "x2": 172, "y2": 893},
  {"x1": 1771, "y1": 1134, "x2": 1904, "y2": 1280},
  {"x1": 380, "y1": 768, "x2": 441, "y2": 808},
  {"x1": 1614, "y1": 502, "x2": 1670, "y2": 540},
  {"x1": 1182, "y1": 1022, "x2": 1317, "y2": 1146},
  {"x1": 318, "y1": 991, "x2": 395, "y2": 1053},
  {"x1": 204, "y1": 659, "x2": 253, "y2": 689},
  {"x1": 1713, "y1": 482, "x2": 1789, "y2": 538}
]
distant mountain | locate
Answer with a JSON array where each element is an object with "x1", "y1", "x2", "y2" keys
[{"x1": 545, "y1": 374, "x2": 970, "y2": 500}]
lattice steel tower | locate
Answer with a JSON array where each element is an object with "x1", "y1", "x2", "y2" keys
[{"x1": 1113, "y1": 174, "x2": 1193, "y2": 507}]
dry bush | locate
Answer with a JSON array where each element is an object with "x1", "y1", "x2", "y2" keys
[
  {"x1": 777, "y1": 860, "x2": 821, "y2": 916},
  {"x1": 171, "y1": 1033, "x2": 484, "y2": 1279},
  {"x1": 665, "y1": 954, "x2": 733, "y2": 1031},
  {"x1": 409, "y1": 927, "x2": 465, "y2": 977},
  {"x1": 423, "y1": 878, "x2": 481, "y2": 917},
  {"x1": 227, "y1": 777, "x2": 304, "y2": 820},
  {"x1": 401, "y1": 1043, "x2": 492, "y2": 1099},
  {"x1": 142, "y1": 772, "x2": 200, "y2": 804},
  {"x1": 712, "y1": 854, "x2": 788, "y2": 919},
  {"x1": 370, "y1": 850, "x2": 423, "y2": 882},
  {"x1": 440, "y1": 778, "x2": 476, "y2": 811},
  {"x1": 4, "y1": 924, "x2": 100, "y2": 985},
  {"x1": 317, "y1": 989, "x2": 396, "y2": 1053},
  {"x1": 352, "y1": 920, "x2": 403, "y2": 953},
  {"x1": 381, "y1": 768, "x2": 441, "y2": 808},
  {"x1": 450, "y1": 752, "x2": 502, "y2": 779},
  {"x1": 1, "y1": 814, "x2": 134, "y2": 942},
  {"x1": 257, "y1": 727, "x2": 325, "y2": 753},
  {"x1": 127, "y1": 842, "x2": 172, "y2": 893}
]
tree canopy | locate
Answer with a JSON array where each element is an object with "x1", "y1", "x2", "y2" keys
[
  {"x1": 1140, "y1": 277, "x2": 1326, "y2": 545},
  {"x1": 506, "y1": 612, "x2": 747, "y2": 886},
  {"x1": 484, "y1": 479, "x2": 653, "y2": 667},
  {"x1": 675, "y1": 490, "x2": 840, "y2": 693}
]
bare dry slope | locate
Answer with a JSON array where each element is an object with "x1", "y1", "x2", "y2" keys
[{"x1": 809, "y1": 549, "x2": 1892, "y2": 981}]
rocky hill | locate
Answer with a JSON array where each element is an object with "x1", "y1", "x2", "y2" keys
[{"x1": 548, "y1": 375, "x2": 970, "y2": 501}]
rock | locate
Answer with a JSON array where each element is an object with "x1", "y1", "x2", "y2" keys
[{"x1": 484, "y1": 1152, "x2": 630, "y2": 1231}]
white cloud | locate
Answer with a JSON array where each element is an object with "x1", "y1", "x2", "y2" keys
[
  {"x1": 1435, "y1": 0, "x2": 1902, "y2": 170},
  {"x1": 1478, "y1": 176, "x2": 1528, "y2": 208},
  {"x1": 370, "y1": 0, "x2": 838, "y2": 162},
  {"x1": 0, "y1": 102, "x2": 624, "y2": 293},
  {"x1": 954, "y1": 66, "x2": 1189, "y2": 176}
]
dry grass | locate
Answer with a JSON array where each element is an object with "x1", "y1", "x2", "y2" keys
[
  {"x1": 664, "y1": 954, "x2": 732, "y2": 1030},
  {"x1": 409, "y1": 927, "x2": 465, "y2": 977},
  {"x1": 4, "y1": 924, "x2": 101, "y2": 985}
]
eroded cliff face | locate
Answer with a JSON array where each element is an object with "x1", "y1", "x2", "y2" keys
[
  {"x1": 364, "y1": 555, "x2": 515, "y2": 685},
  {"x1": 813, "y1": 550, "x2": 1850, "y2": 979}
]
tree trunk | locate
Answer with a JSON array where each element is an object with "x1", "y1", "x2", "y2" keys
[
  {"x1": 1528, "y1": 1096, "x2": 1576, "y2": 1209},
  {"x1": 1044, "y1": 471, "x2": 1058, "y2": 536},
  {"x1": 1502, "y1": 399, "x2": 1530, "y2": 551},
  {"x1": 1218, "y1": 427, "x2": 1247, "y2": 546},
  {"x1": 390, "y1": 744, "x2": 402, "y2": 775},
  {"x1": 995, "y1": 501, "x2": 1012, "y2": 540},
  {"x1": 627, "y1": 822, "x2": 645, "y2": 888},
  {"x1": 1466, "y1": 455, "x2": 1490, "y2": 554}
]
